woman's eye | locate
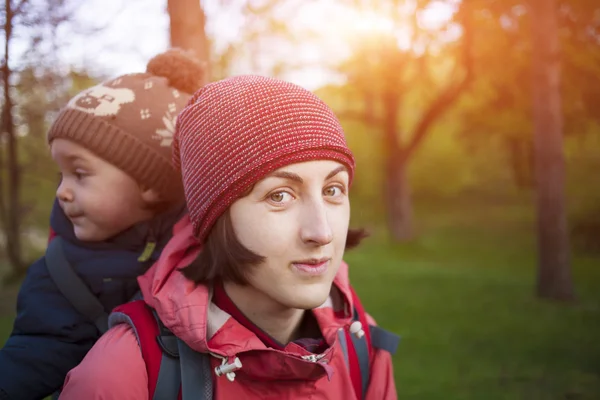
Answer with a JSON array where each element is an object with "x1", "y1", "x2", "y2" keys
[
  {"x1": 324, "y1": 185, "x2": 344, "y2": 197},
  {"x1": 269, "y1": 191, "x2": 293, "y2": 204}
]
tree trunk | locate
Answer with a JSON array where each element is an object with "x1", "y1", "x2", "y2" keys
[
  {"x1": 6, "y1": 111, "x2": 23, "y2": 273},
  {"x1": 530, "y1": 0, "x2": 574, "y2": 301},
  {"x1": 383, "y1": 91, "x2": 414, "y2": 241},
  {"x1": 167, "y1": 0, "x2": 210, "y2": 83},
  {"x1": 507, "y1": 137, "x2": 535, "y2": 190},
  {"x1": 386, "y1": 156, "x2": 414, "y2": 241},
  {"x1": 2, "y1": 0, "x2": 25, "y2": 277}
]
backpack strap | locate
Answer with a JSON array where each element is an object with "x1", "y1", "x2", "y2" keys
[
  {"x1": 351, "y1": 306, "x2": 371, "y2": 399},
  {"x1": 153, "y1": 310, "x2": 214, "y2": 400},
  {"x1": 340, "y1": 286, "x2": 401, "y2": 400},
  {"x1": 46, "y1": 236, "x2": 109, "y2": 333},
  {"x1": 154, "y1": 352, "x2": 181, "y2": 400},
  {"x1": 178, "y1": 338, "x2": 214, "y2": 399},
  {"x1": 151, "y1": 310, "x2": 181, "y2": 400},
  {"x1": 369, "y1": 325, "x2": 400, "y2": 355},
  {"x1": 347, "y1": 286, "x2": 373, "y2": 399},
  {"x1": 111, "y1": 301, "x2": 214, "y2": 400},
  {"x1": 110, "y1": 301, "x2": 166, "y2": 399}
]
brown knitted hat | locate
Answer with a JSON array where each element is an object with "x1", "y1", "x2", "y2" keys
[{"x1": 47, "y1": 48, "x2": 205, "y2": 202}]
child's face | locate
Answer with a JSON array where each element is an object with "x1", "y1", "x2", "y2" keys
[
  {"x1": 51, "y1": 138, "x2": 156, "y2": 242},
  {"x1": 229, "y1": 159, "x2": 350, "y2": 311}
]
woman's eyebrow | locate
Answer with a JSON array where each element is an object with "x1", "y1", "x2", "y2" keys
[
  {"x1": 326, "y1": 166, "x2": 347, "y2": 180},
  {"x1": 267, "y1": 166, "x2": 348, "y2": 183},
  {"x1": 267, "y1": 171, "x2": 303, "y2": 183}
]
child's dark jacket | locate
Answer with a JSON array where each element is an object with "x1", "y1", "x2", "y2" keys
[{"x1": 0, "y1": 199, "x2": 184, "y2": 400}]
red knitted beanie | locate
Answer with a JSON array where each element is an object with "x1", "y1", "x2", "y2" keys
[{"x1": 173, "y1": 75, "x2": 355, "y2": 242}]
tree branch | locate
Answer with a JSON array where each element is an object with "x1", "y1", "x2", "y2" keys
[
  {"x1": 402, "y1": 3, "x2": 474, "y2": 162},
  {"x1": 13, "y1": 0, "x2": 29, "y2": 16},
  {"x1": 336, "y1": 110, "x2": 382, "y2": 127},
  {"x1": 243, "y1": 0, "x2": 281, "y2": 16}
]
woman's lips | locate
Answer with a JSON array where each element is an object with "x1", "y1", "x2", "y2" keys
[{"x1": 291, "y1": 258, "x2": 331, "y2": 276}]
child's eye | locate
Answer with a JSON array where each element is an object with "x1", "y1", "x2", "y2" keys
[{"x1": 74, "y1": 169, "x2": 87, "y2": 180}]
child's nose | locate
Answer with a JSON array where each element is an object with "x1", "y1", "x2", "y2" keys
[{"x1": 56, "y1": 180, "x2": 74, "y2": 202}]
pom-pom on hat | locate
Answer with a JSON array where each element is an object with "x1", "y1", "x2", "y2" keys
[
  {"x1": 47, "y1": 48, "x2": 205, "y2": 201},
  {"x1": 173, "y1": 75, "x2": 355, "y2": 243}
]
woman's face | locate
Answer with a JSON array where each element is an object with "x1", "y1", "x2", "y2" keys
[{"x1": 229, "y1": 160, "x2": 350, "y2": 310}]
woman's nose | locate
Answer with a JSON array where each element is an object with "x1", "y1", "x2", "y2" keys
[{"x1": 299, "y1": 201, "x2": 333, "y2": 246}]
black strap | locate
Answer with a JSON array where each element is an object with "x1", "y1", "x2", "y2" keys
[
  {"x1": 153, "y1": 309, "x2": 179, "y2": 358},
  {"x1": 178, "y1": 338, "x2": 214, "y2": 400},
  {"x1": 351, "y1": 307, "x2": 370, "y2": 399},
  {"x1": 45, "y1": 237, "x2": 109, "y2": 333},
  {"x1": 153, "y1": 352, "x2": 181, "y2": 400},
  {"x1": 370, "y1": 325, "x2": 401, "y2": 355},
  {"x1": 130, "y1": 290, "x2": 144, "y2": 301},
  {"x1": 340, "y1": 323, "x2": 400, "y2": 400},
  {"x1": 337, "y1": 329, "x2": 350, "y2": 368},
  {"x1": 151, "y1": 309, "x2": 213, "y2": 399}
]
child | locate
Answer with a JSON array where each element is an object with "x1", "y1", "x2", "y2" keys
[
  {"x1": 59, "y1": 75, "x2": 398, "y2": 399},
  {"x1": 0, "y1": 49, "x2": 204, "y2": 400}
]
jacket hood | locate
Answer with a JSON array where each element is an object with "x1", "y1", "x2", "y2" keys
[{"x1": 138, "y1": 214, "x2": 358, "y2": 381}]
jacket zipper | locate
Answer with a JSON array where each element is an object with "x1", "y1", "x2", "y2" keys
[
  {"x1": 301, "y1": 353, "x2": 327, "y2": 363},
  {"x1": 138, "y1": 229, "x2": 157, "y2": 263}
]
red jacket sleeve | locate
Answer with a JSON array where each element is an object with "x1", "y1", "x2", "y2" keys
[{"x1": 59, "y1": 324, "x2": 148, "y2": 400}]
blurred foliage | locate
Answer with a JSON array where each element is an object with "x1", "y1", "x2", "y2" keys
[
  {"x1": 0, "y1": 0, "x2": 597, "y2": 394},
  {"x1": 1, "y1": 0, "x2": 105, "y2": 276},
  {"x1": 0, "y1": 0, "x2": 598, "y2": 253},
  {"x1": 14, "y1": 68, "x2": 98, "y2": 231}
]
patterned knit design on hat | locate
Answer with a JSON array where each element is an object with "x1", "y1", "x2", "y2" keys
[
  {"x1": 47, "y1": 48, "x2": 205, "y2": 202},
  {"x1": 173, "y1": 75, "x2": 355, "y2": 242}
]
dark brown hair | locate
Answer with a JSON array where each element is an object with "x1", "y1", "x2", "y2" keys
[{"x1": 181, "y1": 211, "x2": 368, "y2": 285}]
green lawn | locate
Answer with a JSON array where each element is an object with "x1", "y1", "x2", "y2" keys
[
  {"x1": 1, "y1": 194, "x2": 599, "y2": 399},
  {"x1": 347, "y1": 195, "x2": 600, "y2": 399}
]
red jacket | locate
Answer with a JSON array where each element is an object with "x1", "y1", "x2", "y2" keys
[{"x1": 59, "y1": 215, "x2": 398, "y2": 399}]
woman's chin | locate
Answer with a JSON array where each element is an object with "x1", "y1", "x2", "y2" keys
[{"x1": 280, "y1": 283, "x2": 333, "y2": 310}]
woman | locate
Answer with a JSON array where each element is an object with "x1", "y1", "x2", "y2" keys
[{"x1": 59, "y1": 75, "x2": 398, "y2": 399}]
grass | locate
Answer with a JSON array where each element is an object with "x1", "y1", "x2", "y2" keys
[
  {"x1": 1, "y1": 192, "x2": 599, "y2": 399},
  {"x1": 347, "y1": 194, "x2": 600, "y2": 399}
]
